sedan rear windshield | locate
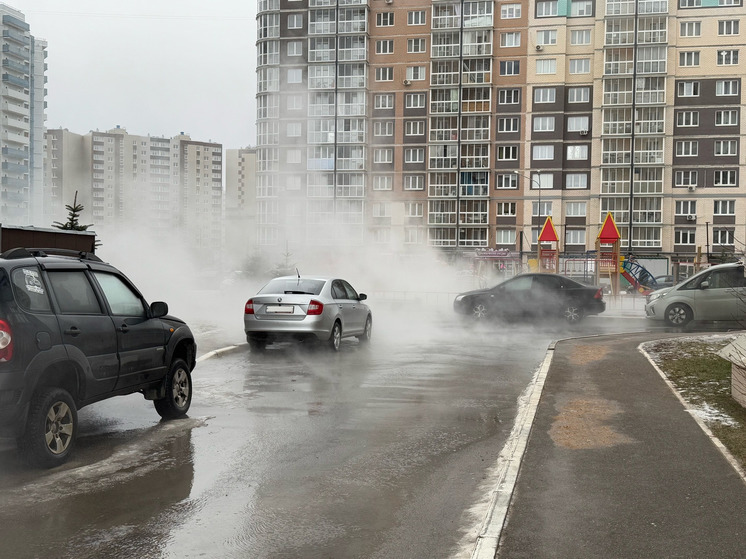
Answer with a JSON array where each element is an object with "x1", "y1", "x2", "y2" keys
[{"x1": 259, "y1": 278, "x2": 325, "y2": 295}]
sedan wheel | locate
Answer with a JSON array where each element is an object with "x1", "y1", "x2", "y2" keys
[
  {"x1": 665, "y1": 303, "x2": 692, "y2": 327},
  {"x1": 472, "y1": 302, "x2": 488, "y2": 320},
  {"x1": 359, "y1": 316, "x2": 372, "y2": 344},
  {"x1": 564, "y1": 304, "x2": 584, "y2": 324},
  {"x1": 328, "y1": 321, "x2": 342, "y2": 351}
]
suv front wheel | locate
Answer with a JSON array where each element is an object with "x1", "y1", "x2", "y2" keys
[
  {"x1": 18, "y1": 387, "x2": 78, "y2": 468},
  {"x1": 154, "y1": 358, "x2": 192, "y2": 419}
]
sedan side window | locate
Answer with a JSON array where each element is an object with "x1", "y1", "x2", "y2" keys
[
  {"x1": 93, "y1": 272, "x2": 147, "y2": 317},
  {"x1": 341, "y1": 281, "x2": 359, "y2": 300},
  {"x1": 331, "y1": 281, "x2": 347, "y2": 300},
  {"x1": 504, "y1": 276, "x2": 533, "y2": 292},
  {"x1": 47, "y1": 271, "x2": 102, "y2": 315}
]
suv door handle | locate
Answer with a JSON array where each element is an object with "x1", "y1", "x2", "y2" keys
[
  {"x1": 64, "y1": 327, "x2": 81, "y2": 337},
  {"x1": 117, "y1": 324, "x2": 129, "y2": 333}
]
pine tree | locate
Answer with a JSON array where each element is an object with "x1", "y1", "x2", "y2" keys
[{"x1": 52, "y1": 191, "x2": 93, "y2": 231}]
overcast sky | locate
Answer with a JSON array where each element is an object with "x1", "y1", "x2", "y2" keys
[{"x1": 8, "y1": 0, "x2": 257, "y2": 149}]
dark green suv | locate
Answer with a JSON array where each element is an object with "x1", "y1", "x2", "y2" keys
[{"x1": 0, "y1": 248, "x2": 197, "y2": 468}]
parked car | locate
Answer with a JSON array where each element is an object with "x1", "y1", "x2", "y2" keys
[
  {"x1": 0, "y1": 247, "x2": 196, "y2": 468},
  {"x1": 453, "y1": 273, "x2": 606, "y2": 324},
  {"x1": 645, "y1": 261, "x2": 746, "y2": 327},
  {"x1": 244, "y1": 275, "x2": 372, "y2": 351}
]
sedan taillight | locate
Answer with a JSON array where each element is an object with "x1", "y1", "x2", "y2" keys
[
  {"x1": 0, "y1": 319, "x2": 13, "y2": 362},
  {"x1": 307, "y1": 300, "x2": 324, "y2": 316},
  {"x1": 594, "y1": 289, "x2": 604, "y2": 300},
  {"x1": 245, "y1": 299, "x2": 255, "y2": 315}
]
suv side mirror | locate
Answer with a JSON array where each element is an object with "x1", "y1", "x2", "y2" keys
[{"x1": 151, "y1": 301, "x2": 169, "y2": 318}]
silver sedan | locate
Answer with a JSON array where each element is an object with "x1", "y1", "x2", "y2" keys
[{"x1": 244, "y1": 275, "x2": 372, "y2": 351}]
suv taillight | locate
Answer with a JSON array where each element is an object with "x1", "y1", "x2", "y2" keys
[
  {"x1": 245, "y1": 299, "x2": 255, "y2": 315},
  {"x1": 307, "y1": 300, "x2": 324, "y2": 316},
  {"x1": 0, "y1": 319, "x2": 13, "y2": 362}
]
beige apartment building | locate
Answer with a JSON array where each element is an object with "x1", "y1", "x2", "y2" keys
[
  {"x1": 225, "y1": 147, "x2": 258, "y2": 266},
  {"x1": 256, "y1": 0, "x2": 746, "y2": 268}
]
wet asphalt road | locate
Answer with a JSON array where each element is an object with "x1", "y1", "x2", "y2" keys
[{"x1": 0, "y1": 309, "x2": 655, "y2": 559}]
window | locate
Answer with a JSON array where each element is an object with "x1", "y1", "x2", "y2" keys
[
  {"x1": 501, "y1": 32, "x2": 522, "y2": 48},
  {"x1": 374, "y1": 120, "x2": 394, "y2": 136},
  {"x1": 404, "y1": 148, "x2": 425, "y2": 163},
  {"x1": 376, "y1": 40, "x2": 394, "y2": 54},
  {"x1": 372, "y1": 202, "x2": 390, "y2": 218},
  {"x1": 404, "y1": 175, "x2": 425, "y2": 190},
  {"x1": 532, "y1": 145, "x2": 555, "y2": 160},
  {"x1": 680, "y1": 0, "x2": 701, "y2": 6},
  {"x1": 677, "y1": 81, "x2": 700, "y2": 97},
  {"x1": 714, "y1": 200, "x2": 736, "y2": 215},
  {"x1": 674, "y1": 228, "x2": 696, "y2": 245},
  {"x1": 373, "y1": 176, "x2": 393, "y2": 190},
  {"x1": 568, "y1": 87, "x2": 590, "y2": 103},
  {"x1": 533, "y1": 201, "x2": 553, "y2": 216},
  {"x1": 497, "y1": 202, "x2": 517, "y2": 216},
  {"x1": 501, "y1": 3, "x2": 521, "y2": 18},
  {"x1": 569, "y1": 58, "x2": 591, "y2": 74},
  {"x1": 533, "y1": 116, "x2": 556, "y2": 132},
  {"x1": 565, "y1": 229, "x2": 586, "y2": 245},
  {"x1": 408, "y1": 10, "x2": 426, "y2": 25},
  {"x1": 566, "y1": 201, "x2": 587, "y2": 216},
  {"x1": 406, "y1": 66, "x2": 426, "y2": 81},
  {"x1": 286, "y1": 122, "x2": 301, "y2": 137},
  {"x1": 675, "y1": 170, "x2": 698, "y2": 186},
  {"x1": 405, "y1": 120, "x2": 425, "y2": 136},
  {"x1": 500, "y1": 60, "x2": 520, "y2": 76},
  {"x1": 679, "y1": 51, "x2": 700, "y2": 66},
  {"x1": 714, "y1": 170, "x2": 737, "y2": 186},
  {"x1": 286, "y1": 149, "x2": 301, "y2": 164},
  {"x1": 715, "y1": 140, "x2": 738, "y2": 156},
  {"x1": 499, "y1": 89, "x2": 520, "y2": 104},
  {"x1": 497, "y1": 146, "x2": 518, "y2": 160},
  {"x1": 675, "y1": 200, "x2": 697, "y2": 215},
  {"x1": 719, "y1": 20, "x2": 740, "y2": 35},
  {"x1": 571, "y1": 29, "x2": 591, "y2": 45},
  {"x1": 496, "y1": 229, "x2": 517, "y2": 244},
  {"x1": 571, "y1": 0, "x2": 593, "y2": 16},
  {"x1": 712, "y1": 229, "x2": 735, "y2": 246},
  {"x1": 566, "y1": 145, "x2": 588, "y2": 160},
  {"x1": 566, "y1": 173, "x2": 588, "y2": 189},
  {"x1": 288, "y1": 14, "x2": 303, "y2": 29},
  {"x1": 374, "y1": 149, "x2": 393, "y2": 164},
  {"x1": 676, "y1": 140, "x2": 698, "y2": 157},
  {"x1": 374, "y1": 93, "x2": 394, "y2": 109},
  {"x1": 287, "y1": 41, "x2": 303, "y2": 56},
  {"x1": 716, "y1": 80, "x2": 739, "y2": 95},
  {"x1": 11, "y1": 267, "x2": 51, "y2": 312},
  {"x1": 537, "y1": 30, "x2": 557, "y2": 45},
  {"x1": 407, "y1": 38, "x2": 426, "y2": 53},
  {"x1": 287, "y1": 95, "x2": 303, "y2": 110},
  {"x1": 94, "y1": 273, "x2": 146, "y2": 317},
  {"x1": 498, "y1": 117, "x2": 520, "y2": 132},
  {"x1": 375, "y1": 67, "x2": 394, "y2": 81},
  {"x1": 537, "y1": 1, "x2": 558, "y2": 16},
  {"x1": 496, "y1": 173, "x2": 518, "y2": 189},
  {"x1": 676, "y1": 111, "x2": 699, "y2": 127},
  {"x1": 718, "y1": 50, "x2": 739, "y2": 65},
  {"x1": 536, "y1": 59, "x2": 557, "y2": 74},
  {"x1": 47, "y1": 271, "x2": 102, "y2": 315},
  {"x1": 534, "y1": 87, "x2": 556, "y2": 103},
  {"x1": 405, "y1": 202, "x2": 424, "y2": 217},
  {"x1": 376, "y1": 12, "x2": 394, "y2": 26},
  {"x1": 567, "y1": 116, "x2": 589, "y2": 131},
  {"x1": 405, "y1": 92, "x2": 426, "y2": 108},
  {"x1": 716, "y1": 110, "x2": 739, "y2": 126},
  {"x1": 680, "y1": 21, "x2": 701, "y2": 37},
  {"x1": 287, "y1": 68, "x2": 302, "y2": 83}
]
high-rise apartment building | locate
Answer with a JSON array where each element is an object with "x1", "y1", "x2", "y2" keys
[
  {"x1": 256, "y1": 0, "x2": 746, "y2": 266},
  {"x1": 225, "y1": 147, "x2": 258, "y2": 265},
  {"x1": 0, "y1": 4, "x2": 47, "y2": 226}
]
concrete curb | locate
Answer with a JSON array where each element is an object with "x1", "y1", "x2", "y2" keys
[{"x1": 196, "y1": 343, "x2": 246, "y2": 364}]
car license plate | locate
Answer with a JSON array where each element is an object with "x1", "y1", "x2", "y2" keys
[{"x1": 266, "y1": 305, "x2": 294, "y2": 314}]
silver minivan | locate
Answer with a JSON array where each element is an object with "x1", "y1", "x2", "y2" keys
[{"x1": 644, "y1": 261, "x2": 746, "y2": 327}]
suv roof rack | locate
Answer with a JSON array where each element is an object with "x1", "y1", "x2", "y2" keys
[{"x1": 0, "y1": 247, "x2": 103, "y2": 262}]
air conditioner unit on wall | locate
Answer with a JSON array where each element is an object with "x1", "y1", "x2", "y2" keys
[
  {"x1": 687, "y1": 185, "x2": 696, "y2": 192},
  {"x1": 686, "y1": 214, "x2": 696, "y2": 221},
  {"x1": 385, "y1": 0, "x2": 393, "y2": 4},
  {"x1": 403, "y1": 79, "x2": 411, "y2": 86},
  {"x1": 579, "y1": 130, "x2": 588, "y2": 136},
  {"x1": 535, "y1": 45, "x2": 543, "y2": 51}
]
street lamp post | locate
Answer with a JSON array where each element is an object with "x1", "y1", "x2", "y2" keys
[{"x1": 513, "y1": 168, "x2": 543, "y2": 221}]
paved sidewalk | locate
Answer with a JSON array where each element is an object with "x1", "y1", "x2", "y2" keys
[{"x1": 496, "y1": 333, "x2": 746, "y2": 558}]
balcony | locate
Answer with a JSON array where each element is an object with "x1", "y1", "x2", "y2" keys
[
  {"x1": 2, "y1": 73, "x2": 28, "y2": 88},
  {"x1": 2, "y1": 30, "x2": 29, "y2": 46},
  {"x1": 1, "y1": 176, "x2": 27, "y2": 189}
]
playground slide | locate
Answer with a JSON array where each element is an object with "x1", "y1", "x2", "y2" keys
[{"x1": 621, "y1": 259, "x2": 657, "y2": 295}]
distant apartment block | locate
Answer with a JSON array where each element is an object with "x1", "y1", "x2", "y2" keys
[
  {"x1": 225, "y1": 147, "x2": 258, "y2": 266},
  {"x1": 0, "y1": 4, "x2": 47, "y2": 226},
  {"x1": 255, "y1": 0, "x2": 746, "y2": 265}
]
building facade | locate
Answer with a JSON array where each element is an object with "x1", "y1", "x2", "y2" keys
[
  {"x1": 255, "y1": 0, "x2": 746, "y2": 265},
  {"x1": 225, "y1": 147, "x2": 258, "y2": 266}
]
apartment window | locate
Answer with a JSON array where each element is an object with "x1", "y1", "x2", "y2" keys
[
  {"x1": 286, "y1": 122, "x2": 302, "y2": 137},
  {"x1": 675, "y1": 171, "x2": 698, "y2": 187},
  {"x1": 408, "y1": 10, "x2": 426, "y2": 25},
  {"x1": 571, "y1": 0, "x2": 593, "y2": 16},
  {"x1": 374, "y1": 148, "x2": 393, "y2": 164},
  {"x1": 566, "y1": 201, "x2": 587, "y2": 216},
  {"x1": 675, "y1": 200, "x2": 697, "y2": 215},
  {"x1": 533, "y1": 145, "x2": 555, "y2": 160},
  {"x1": 496, "y1": 229, "x2": 517, "y2": 244},
  {"x1": 534, "y1": 87, "x2": 556, "y2": 103},
  {"x1": 501, "y1": 3, "x2": 521, "y2": 18},
  {"x1": 714, "y1": 170, "x2": 737, "y2": 186},
  {"x1": 404, "y1": 148, "x2": 425, "y2": 163},
  {"x1": 674, "y1": 229, "x2": 696, "y2": 245},
  {"x1": 533, "y1": 200, "x2": 553, "y2": 216},
  {"x1": 565, "y1": 229, "x2": 586, "y2": 245},
  {"x1": 498, "y1": 117, "x2": 520, "y2": 132},
  {"x1": 373, "y1": 176, "x2": 393, "y2": 190},
  {"x1": 375, "y1": 67, "x2": 394, "y2": 81},
  {"x1": 533, "y1": 116, "x2": 556, "y2": 132},
  {"x1": 374, "y1": 93, "x2": 394, "y2": 109},
  {"x1": 714, "y1": 200, "x2": 736, "y2": 215},
  {"x1": 500, "y1": 32, "x2": 522, "y2": 48},
  {"x1": 407, "y1": 38, "x2": 426, "y2": 53},
  {"x1": 719, "y1": 50, "x2": 739, "y2": 65},
  {"x1": 287, "y1": 41, "x2": 303, "y2": 56},
  {"x1": 679, "y1": 0, "x2": 701, "y2": 6},
  {"x1": 716, "y1": 80, "x2": 739, "y2": 95},
  {"x1": 404, "y1": 175, "x2": 425, "y2": 190},
  {"x1": 374, "y1": 120, "x2": 394, "y2": 136},
  {"x1": 680, "y1": 21, "x2": 701, "y2": 37},
  {"x1": 406, "y1": 66, "x2": 426, "y2": 81},
  {"x1": 677, "y1": 81, "x2": 700, "y2": 97},
  {"x1": 567, "y1": 116, "x2": 589, "y2": 131},
  {"x1": 568, "y1": 87, "x2": 590, "y2": 103},
  {"x1": 537, "y1": 1, "x2": 559, "y2": 16},
  {"x1": 676, "y1": 141, "x2": 698, "y2": 157},
  {"x1": 566, "y1": 145, "x2": 588, "y2": 160},
  {"x1": 405, "y1": 93, "x2": 426, "y2": 108},
  {"x1": 719, "y1": 0, "x2": 741, "y2": 5},
  {"x1": 719, "y1": 20, "x2": 740, "y2": 35},
  {"x1": 537, "y1": 30, "x2": 557, "y2": 45},
  {"x1": 288, "y1": 14, "x2": 303, "y2": 29},
  {"x1": 287, "y1": 68, "x2": 302, "y2": 83},
  {"x1": 496, "y1": 173, "x2": 518, "y2": 189},
  {"x1": 497, "y1": 146, "x2": 519, "y2": 160},
  {"x1": 497, "y1": 202, "x2": 517, "y2": 216},
  {"x1": 405, "y1": 120, "x2": 425, "y2": 136},
  {"x1": 716, "y1": 110, "x2": 739, "y2": 126},
  {"x1": 569, "y1": 58, "x2": 590, "y2": 74},
  {"x1": 376, "y1": 40, "x2": 394, "y2": 55},
  {"x1": 376, "y1": 12, "x2": 394, "y2": 26},
  {"x1": 286, "y1": 149, "x2": 301, "y2": 164},
  {"x1": 405, "y1": 202, "x2": 424, "y2": 217},
  {"x1": 566, "y1": 173, "x2": 588, "y2": 189},
  {"x1": 715, "y1": 140, "x2": 738, "y2": 156},
  {"x1": 571, "y1": 29, "x2": 591, "y2": 45},
  {"x1": 372, "y1": 202, "x2": 390, "y2": 218},
  {"x1": 500, "y1": 60, "x2": 520, "y2": 76},
  {"x1": 499, "y1": 89, "x2": 520, "y2": 104},
  {"x1": 676, "y1": 111, "x2": 699, "y2": 127},
  {"x1": 536, "y1": 59, "x2": 557, "y2": 74},
  {"x1": 679, "y1": 51, "x2": 700, "y2": 66}
]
